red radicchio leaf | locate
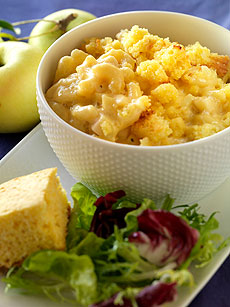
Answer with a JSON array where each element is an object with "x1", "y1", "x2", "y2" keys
[
  {"x1": 90, "y1": 190, "x2": 140, "y2": 238},
  {"x1": 91, "y1": 282, "x2": 177, "y2": 307},
  {"x1": 129, "y1": 209, "x2": 199, "y2": 267}
]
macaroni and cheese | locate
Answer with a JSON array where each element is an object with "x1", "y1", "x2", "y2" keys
[{"x1": 46, "y1": 25, "x2": 230, "y2": 146}]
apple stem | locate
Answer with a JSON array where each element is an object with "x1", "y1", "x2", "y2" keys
[
  {"x1": 0, "y1": 13, "x2": 79, "y2": 42},
  {"x1": 12, "y1": 13, "x2": 78, "y2": 32},
  {"x1": 57, "y1": 13, "x2": 78, "y2": 31},
  {"x1": 11, "y1": 13, "x2": 78, "y2": 41}
]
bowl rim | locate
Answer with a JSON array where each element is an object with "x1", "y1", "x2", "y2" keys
[{"x1": 37, "y1": 10, "x2": 230, "y2": 152}]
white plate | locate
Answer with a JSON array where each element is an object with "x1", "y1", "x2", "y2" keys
[{"x1": 0, "y1": 123, "x2": 229, "y2": 307}]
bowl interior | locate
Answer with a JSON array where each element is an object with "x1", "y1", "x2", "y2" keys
[{"x1": 37, "y1": 11, "x2": 230, "y2": 97}]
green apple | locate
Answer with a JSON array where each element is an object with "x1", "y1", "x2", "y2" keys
[
  {"x1": 0, "y1": 41, "x2": 43, "y2": 133},
  {"x1": 28, "y1": 8, "x2": 96, "y2": 53}
]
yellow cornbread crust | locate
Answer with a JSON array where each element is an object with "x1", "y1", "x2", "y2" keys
[{"x1": 0, "y1": 168, "x2": 70, "y2": 269}]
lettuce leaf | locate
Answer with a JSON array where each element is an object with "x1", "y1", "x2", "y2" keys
[
  {"x1": 128, "y1": 209, "x2": 199, "y2": 267},
  {"x1": 175, "y1": 204, "x2": 230, "y2": 268},
  {"x1": 69, "y1": 231, "x2": 104, "y2": 257},
  {"x1": 124, "y1": 198, "x2": 157, "y2": 236},
  {"x1": 3, "y1": 250, "x2": 97, "y2": 306},
  {"x1": 66, "y1": 182, "x2": 97, "y2": 250}
]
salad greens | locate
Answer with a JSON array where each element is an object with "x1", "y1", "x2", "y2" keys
[
  {"x1": 176, "y1": 203, "x2": 230, "y2": 269},
  {"x1": 5, "y1": 251, "x2": 97, "y2": 305},
  {"x1": 3, "y1": 183, "x2": 229, "y2": 307}
]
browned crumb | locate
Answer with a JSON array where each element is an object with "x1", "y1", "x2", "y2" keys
[{"x1": 207, "y1": 54, "x2": 230, "y2": 80}]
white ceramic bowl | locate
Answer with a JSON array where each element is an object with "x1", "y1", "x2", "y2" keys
[{"x1": 37, "y1": 11, "x2": 230, "y2": 204}]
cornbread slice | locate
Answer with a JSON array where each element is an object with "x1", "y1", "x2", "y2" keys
[{"x1": 0, "y1": 168, "x2": 70, "y2": 268}]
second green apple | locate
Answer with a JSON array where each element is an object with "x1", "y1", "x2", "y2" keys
[{"x1": 28, "y1": 8, "x2": 96, "y2": 53}]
